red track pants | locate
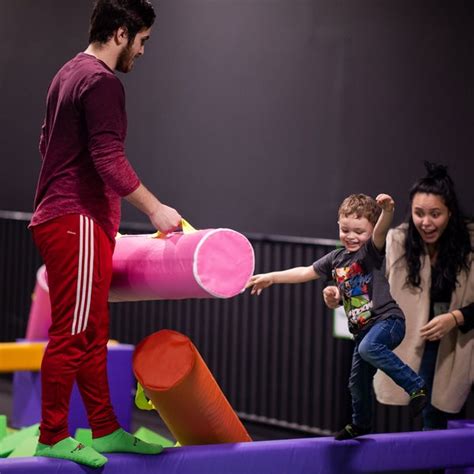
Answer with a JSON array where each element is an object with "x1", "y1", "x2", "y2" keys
[{"x1": 32, "y1": 214, "x2": 120, "y2": 445}]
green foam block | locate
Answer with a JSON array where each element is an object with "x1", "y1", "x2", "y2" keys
[
  {"x1": 74, "y1": 428, "x2": 93, "y2": 447},
  {"x1": 133, "y1": 426, "x2": 175, "y2": 448},
  {"x1": 0, "y1": 424, "x2": 39, "y2": 457},
  {"x1": 0, "y1": 415, "x2": 7, "y2": 441},
  {"x1": 7, "y1": 435, "x2": 39, "y2": 458}
]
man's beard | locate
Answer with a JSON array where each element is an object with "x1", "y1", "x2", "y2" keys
[{"x1": 116, "y1": 44, "x2": 135, "y2": 73}]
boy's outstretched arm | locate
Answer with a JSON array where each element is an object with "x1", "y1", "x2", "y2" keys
[
  {"x1": 373, "y1": 193, "x2": 395, "y2": 251},
  {"x1": 246, "y1": 266, "x2": 319, "y2": 295}
]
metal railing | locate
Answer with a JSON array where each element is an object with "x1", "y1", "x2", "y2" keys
[{"x1": 3, "y1": 210, "x2": 469, "y2": 435}]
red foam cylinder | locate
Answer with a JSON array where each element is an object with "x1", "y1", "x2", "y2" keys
[{"x1": 133, "y1": 329, "x2": 252, "y2": 445}]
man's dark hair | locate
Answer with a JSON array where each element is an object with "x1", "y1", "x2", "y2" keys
[{"x1": 89, "y1": 0, "x2": 156, "y2": 45}]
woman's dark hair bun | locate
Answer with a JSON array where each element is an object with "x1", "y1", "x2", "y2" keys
[{"x1": 423, "y1": 161, "x2": 449, "y2": 181}]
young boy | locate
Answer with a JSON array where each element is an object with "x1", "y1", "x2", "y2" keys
[{"x1": 247, "y1": 193, "x2": 427, "y2": 440}]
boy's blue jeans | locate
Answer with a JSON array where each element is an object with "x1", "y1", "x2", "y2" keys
[{"x1": 350, "y1": 316, "x2": 425, "y2": 429}]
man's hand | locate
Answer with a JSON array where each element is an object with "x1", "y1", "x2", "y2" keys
[
  {"x1": 375, "y1": 193, "x2": 395, "y2": 212},
  {"x1": 124, "y1": 183, "x2": 181, "y2": 234},
  {"x1": 323, "y1": 286, "x2": 341, "y2": 309},
  {"x1": 149, "y1": 203, "x2": 181, "y2": 234},
  {"x1": 246, "y1": 273, "x2": 275, "y2": 295}
]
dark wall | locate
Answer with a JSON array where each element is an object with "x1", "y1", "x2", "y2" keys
[{"x1": 1, "y1": 1, "x2": 472, "y2": 239}]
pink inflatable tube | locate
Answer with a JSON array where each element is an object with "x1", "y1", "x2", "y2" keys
[
  {"x1": 109, "y1": 228, "x2": 255, "y2": 302},
  {"x1": 25, "y1": 226, "x2": 254, "y2": 337},
  {"x1": 26, "y1": 265, "x2": 52, "y2": 340}
]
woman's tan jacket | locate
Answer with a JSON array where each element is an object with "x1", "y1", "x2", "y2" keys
[{"x1": 373, "y1": 223, "x2": 474, "y2": 413}]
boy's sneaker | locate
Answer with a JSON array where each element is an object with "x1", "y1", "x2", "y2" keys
[
  {"x1": 409, "y1": 385, "x2": 428, "y2": 417},
  {"x1": 334, "y1": 423, "x2": 371, "y2": 441}
]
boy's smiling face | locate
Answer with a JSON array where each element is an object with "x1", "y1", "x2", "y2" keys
[{"x1": 338, "y1": 214, "x2": 374, "y2": 252}]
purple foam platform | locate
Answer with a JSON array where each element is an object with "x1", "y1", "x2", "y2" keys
[
  {"x1": 12, "y1": 344, "x2": 134, "y2": 433},
  {"x1": 1, "y1": 428, "x2": 473, "y2": 473},
  {"x1": 448, "y1": 419, "x2": 474, "y2": 430},
  {"x1": 445, "y1": 420, "x2": 474, "y2": 474}
]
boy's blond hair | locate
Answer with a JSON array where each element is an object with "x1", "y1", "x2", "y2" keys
[{"x1": 338, "y1": 194, "x2": 381, "y2": 227}]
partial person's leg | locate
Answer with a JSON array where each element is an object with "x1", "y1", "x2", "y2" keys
[
  {"x1": 74, "y1": 218, "x2": 120, "y2": 438},
  {"x1": 358, "y1": 316, "x2": 427, "y2": 416},
  {"x1": 418, "y1": 341, "x2": 448, "y2": 430},
  {"x1": 32, "y1": 215, "x2": 107, "y2": 468},
  {"x1": 75, "y1": 219, "x2": 162, "y2": 455},
  {"x1": 350, "y1": 340, "x2": 377, "y2": 429},
  {"x1": 358, "y1": 317, "x2": 425, "y2": 394},
  {"x1": 335, "y1": 341, "x2": 374, "y2": 440}
]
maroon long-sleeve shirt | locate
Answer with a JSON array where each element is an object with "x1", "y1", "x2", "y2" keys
[{"x1": 30, "y1": 53, "x2": 140, "y2": 240}]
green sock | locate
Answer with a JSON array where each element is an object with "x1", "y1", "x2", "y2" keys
[
  {"x1": 93, "y1": 428, "x2": 163, "y2": 454},
  {"x1": 35, "y1": 437, "x2": 107, "y2": 468}
]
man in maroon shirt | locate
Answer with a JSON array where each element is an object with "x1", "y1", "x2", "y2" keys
[{"x1": 30, "y1": 0, "x2": 181, "y2": 468}]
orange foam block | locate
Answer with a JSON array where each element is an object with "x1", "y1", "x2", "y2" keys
[
  {"x1": 0, "y1": 342, "x2": 46, "y2": 372},
  {"x1": 133, "y1": 329, "x2": 252, "y2": 446}
]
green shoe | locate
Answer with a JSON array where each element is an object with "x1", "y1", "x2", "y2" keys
[
  {"x1": 35, "y1": 437, "x2": 107, "y2": 468},
  {"x1": 93, "y1": 428, "x2": 163, "y2": 455},
  {"x1": 334, "y1": 423, "x2": 371, "y2": 441}
]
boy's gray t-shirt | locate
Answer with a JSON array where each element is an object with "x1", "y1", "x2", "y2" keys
[{"x1": 313, "y1": 239, "x2": 404, "y2": 335}]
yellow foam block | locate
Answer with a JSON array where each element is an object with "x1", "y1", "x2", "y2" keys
[{"x1": 0, "y1": 342, "x2": 46, "y2": 372}]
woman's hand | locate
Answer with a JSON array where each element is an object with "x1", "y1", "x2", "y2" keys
[
  {"x1": 246, "y1": 273, "x2": 274, "y2": 295},
  {"x1": 420, "y1": 312, "x2": 457, "y2": 341},
  {"x1": 323, "y1": 286, "x2": 341, "y2": 309}
]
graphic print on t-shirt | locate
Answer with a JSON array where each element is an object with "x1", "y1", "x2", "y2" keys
[{"x1": 333, "y1": 262, "x2": 373, "y2": 331}]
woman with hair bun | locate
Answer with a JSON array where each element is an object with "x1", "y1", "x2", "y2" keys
[{"x1": 372, "y1": 162, "x2": 473, "y2": 429}]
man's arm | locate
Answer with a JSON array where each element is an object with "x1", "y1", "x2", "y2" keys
[
  {"x1": 373, "y1": 193, "x2": 395, "y2": 251},
  {"x1": 125, "y1": 182, "x2": 181, "y2": 233}
]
